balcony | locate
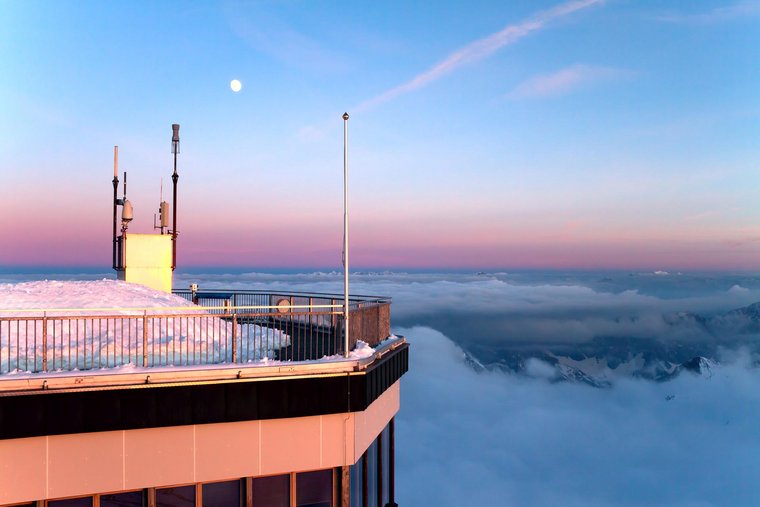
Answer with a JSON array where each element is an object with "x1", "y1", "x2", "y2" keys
[{"x1": 0, "y1": 290, "x2": 396, "y2": 381}]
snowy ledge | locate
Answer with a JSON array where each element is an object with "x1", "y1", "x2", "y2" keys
[{"x1": 0, "y1": 335, "x2": 406, "y2": 393}]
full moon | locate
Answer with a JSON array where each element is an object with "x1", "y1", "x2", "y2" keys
[{"x1": 230, "y1": 79, "x2": 242, "y2": 92}]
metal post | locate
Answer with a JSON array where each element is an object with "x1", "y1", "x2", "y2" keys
[
  {"x1": 42, "y1": 313, "x2": 48, "y2": 373},
  {"x1": 112, "y1": 146, "x2": 119, "y2": 270},
  {"x1": 171, "y1": 123, "x2": 180, "y2": 270},
  {"x1": 142, "y1": 311, "x2": 148, "y2": 367},
  {"x1": 341, "y1": 465, "x2": 350, "y2": 507},
  {"x1": 232, "y1": 313, "x2": 237, "y2": 363},
  {"x1": 343, "y1": 112, "x2": 350, "y2": 357}
]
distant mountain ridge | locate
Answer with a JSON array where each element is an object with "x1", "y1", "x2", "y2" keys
[{"x1": 461, "y1": 300, "x2": 759, "y2": 386}]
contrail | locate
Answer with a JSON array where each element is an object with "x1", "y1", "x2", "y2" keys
[{"x1": 355, "y1": 0, "x2": 604, "y2": 112}]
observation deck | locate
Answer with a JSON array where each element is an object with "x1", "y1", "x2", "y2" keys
[{"x1": 0, "y1": 289, "x2": 407, "y2": 507}]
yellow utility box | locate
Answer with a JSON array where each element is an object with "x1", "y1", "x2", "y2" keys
[{"x1": 116, "y1": 233, "x2": 173, "y2": 292}]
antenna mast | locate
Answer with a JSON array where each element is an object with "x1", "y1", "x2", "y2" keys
[
  {"x1": 171, "y1": 123, "x2": 180, "y2": 270},
  {"x1": 342, "y1": 112, "x2": 350, "y2": 357},
  {"x1": 112, "y1": 146, "x2": 119, "y2": 269}
]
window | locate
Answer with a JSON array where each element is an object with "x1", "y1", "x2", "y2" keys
[
  {"x1": 296, "y1": 470, "x2": 332, "y2": 507},
  {"x1": 366, "y1": 441, "x2": 378, "y2": 507},
  {"x1": 48, "y1": 498, "x2": 93, "y2": 507},
  {"x1": 382, "y1": 424, "x2": 390, "y2": 506},
  {"x1": 203, "y1": 481, "x2": 242, "y2": 507},
  {"x1": 101, "y1": 492, "x2": 144, "y2": 507},
  {"x1": 252, "y1": 474, "x2": 289, "y2": 507},
  {"x1": 350, "y1": 455, "x2": 363, "y2": 507},
  {"x1": 156, "y1": 486, "x2": 195, "y2": 507}
]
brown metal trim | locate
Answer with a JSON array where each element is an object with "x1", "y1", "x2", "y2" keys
[
  {"x1": 194, "y1": 484, "x2": 202, "y2": 507},
  {"x1": 340, "y1": 466, "x2": 350, "y2": 507},
  {"x1": 245, "y1": 477, "x2": 253, "y2": 507},
  {"x1": 289, "y1": 472, "x2": 297, "y2": 507}
]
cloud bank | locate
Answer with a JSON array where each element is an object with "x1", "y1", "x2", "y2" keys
[{"x1": 396, "y1": 326, "x2": 760, "y2": 506}]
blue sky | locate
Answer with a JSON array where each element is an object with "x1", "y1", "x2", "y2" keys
[{"x1": 1, "y1": 0, "x2": 758, "y2": 269}]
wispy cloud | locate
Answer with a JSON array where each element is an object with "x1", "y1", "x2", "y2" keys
[
  {"x1": 507, "y1": 64, "x2": 632, "y2": 99},
  {"x1": 654, "y1": 1, "x2": 760, "y2": 24},
  {"x1": 354, "y1": 0, "x2": 605, "y2": 112},
  {"x1": 224, "y1": 3, "x2": 347, "y2": 72}
]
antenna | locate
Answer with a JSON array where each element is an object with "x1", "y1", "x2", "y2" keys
[
  {"x1": 112, "y1": 146, "x2": 119, "y2": 269},
  {"x1": 121, "y1": 171, "x2": 133, "y2": 232},
  {"x1": 154, "y1": 178, "x2": 170, "y2": 234},
  {"x1": 342, "y1": 112, "x2": 350, "y2": 358},
  {"x1": 170, "y1": 123, "x2": 180, "y2": 270}
]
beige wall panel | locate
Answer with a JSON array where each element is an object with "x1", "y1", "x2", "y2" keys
[
  {"x1": 48, "y1": 431, "x2": 124, "y2": 499},
  {"x1": 195, "y1": 420, "x2": 261, "y2": 482},
  {"x1": 320, "y1": 413, "x2": 354, "y2": 467},
  {"x1": 260, "y1": 417, "x2": 321, "y2": 475},
  {"x1": 0, "y1": 436, "x2": 46, "y2": 504},
  {"x1": 124, "y1": 426, "x2": 195, "y2": 489},
  {"x1": 353, "y1": 381, "x2": 400, "y2": 462}
]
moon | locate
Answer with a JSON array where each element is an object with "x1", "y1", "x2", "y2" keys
[{"x1": 230, "y1": 79, "x2": 242, "y2": 92}]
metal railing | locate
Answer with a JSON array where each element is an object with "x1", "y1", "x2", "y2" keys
[{"x1": 0, "y1": 291, "x2": 391, "y2": 375}]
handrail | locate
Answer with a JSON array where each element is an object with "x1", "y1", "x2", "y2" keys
[
  {"x1": 0, "y1": 290, "x2": 392, "y2": 375},
  {"x1": 0, "y1": 304, "x2": 345, "y2": 315}
]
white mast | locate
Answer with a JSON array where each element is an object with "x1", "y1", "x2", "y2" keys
[{"x1": 343, "y1": 112, "x2": 350, "y2": 358}]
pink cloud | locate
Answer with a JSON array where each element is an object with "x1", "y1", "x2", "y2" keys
[
  {"x1": 508, "y1": 64, "x2": 632, "y2": 99},
  {"x1": 355, "y1": 0, "x2": 605, "y2": 112}
]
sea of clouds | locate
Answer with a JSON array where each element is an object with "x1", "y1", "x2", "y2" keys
[
  {"x1": 171, "y1": 270, "x2": 760, "y2": 505},
  {"x1": 4, "y1": 269, "x2": 760, "y2": 505}
]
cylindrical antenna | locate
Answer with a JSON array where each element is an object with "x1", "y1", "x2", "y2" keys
[
  {"x1": 342, "y1": 112, "x2": 350, "y2": 357},
  {"x1": 172, "y1": 124, "x2": 180, "y2": 155},
  {"x1": 171, "y1": 123, "x2": 180, "y2": 270}
]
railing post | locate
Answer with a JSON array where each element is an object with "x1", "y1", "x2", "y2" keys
[
  {"x1": 42, "y1": 312, "x2": 48, "y2": 373},
  {"x1": 231, "y1": 313, "x2": 237, "y2": 363},
  {"x1": 142, "y1": 311, "x2": 148, "y2": 367}
]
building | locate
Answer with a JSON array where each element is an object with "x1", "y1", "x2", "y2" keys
[
  {"x1": 0, "y1": 287, "x2": 408, "y2": 507},
  {"x1": 0, "y1": 121, "x2": 407, "y2": 506}
]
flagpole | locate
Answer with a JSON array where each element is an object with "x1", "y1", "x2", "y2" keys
[{"x1": 343, "y1": 112, "x2": 350, "y2": 358}]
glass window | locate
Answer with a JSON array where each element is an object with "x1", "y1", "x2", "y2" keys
[
  {"x1": 366, "y1": 441, "x2": 378, "y2": 507},
  {"x1": 296, "y1": 469, "x2": 332, "y2": 507},
  {"x1": 49, "y1": 498, "x2": 93, "y2": 507},
  {"x1": 350, "y1": 456, "x2": 363, "y2": 507},
  {"x1": 203, "y1": 481, "x2": 242, "y2": 507},
  {"x1": 101, "y1": 491, "x2": 144, "y2": 507},
  {"x1": 156, "y1": 486, "x2": 195, "y2": 507},
  {"x1": 252, "y1": 474, "x2": 289, "y2": 507},
  {"x1": 382, "y1": 425, "x2": 390, "y2": 506}
]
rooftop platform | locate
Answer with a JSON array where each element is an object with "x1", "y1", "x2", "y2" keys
[
  {"x1": 0, "y1": 289, "x2": 409, "y2": 441},
  {"x1": 0, "y1": 289, "x2": 392, "y2": 377}
]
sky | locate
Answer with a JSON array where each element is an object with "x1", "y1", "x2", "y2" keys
[{"x1": 1, "y1": 0, "x2": 759, "y2": 270}]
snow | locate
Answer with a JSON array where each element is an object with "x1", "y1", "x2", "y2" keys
[
  {"x1": 0, "y1": 280, "x2": 289, "y2": 374},
  {"x1": 0, "y1": 279, "x2": 197, "y2": 315}
]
